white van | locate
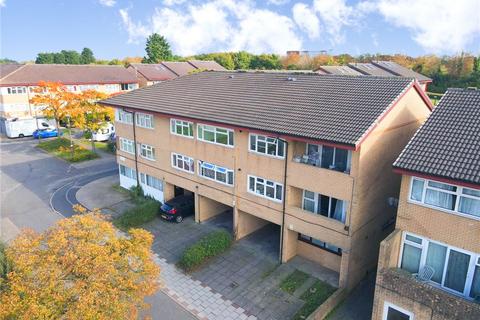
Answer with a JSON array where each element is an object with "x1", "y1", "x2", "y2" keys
[
  {"x1": 4, "y1": 118, "x2": 54, "y2": 138},
  {"x1": 92, "y1": 122, "x2": 115, "y2": 142}
]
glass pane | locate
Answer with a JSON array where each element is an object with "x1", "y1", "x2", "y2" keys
[
  {"x1": 266, "y1": 185, "x2": 275, "y2": 198},
  {"x1": 459, "y1": 197, "x2": 480, "y2": 217},
  {"x1": 303, "y1": 199, "x2": 315, "y2": 213},
  {"x1": 307, "y1": 144, "x2": 319, "y2": 155},
  {"x1": 426, "y1": 242, "x2": 447, "y2": 283},
  {"x1": 216, "y1": 132, "x2": 228, "y2": 145},
  {"x1": 463, "y1": 188, "x2": 480, "y2": 197},
  {"x1": 277, "y1": 140, "x2": 285, "y2": 157},
  {"x1": 216, "y1": 171, "x2": 226, "y2": 183},
  {"x1": 250, "y1": 135, "x2": 256, "y2": 151},
  {"x1": 227, "y1": 171, "x2": 234, "y2": 185},
  {"x1": 321, "y1": 146, "x2": 334, "y2": 169},
  {"x1": 386, "y1": 307, "x2": 411, "y2": 320},
  {"x1": 204, "y1": 130, "x2": 215, "y2": 142},
  {"x1": 276, "y1": 185, "x2": 282, "y2": 200},
  {"x1": 428, "y1": 181, "x2": 456, "y2": 192},
  {"x1": 411, "y1": 179, "x2": 424, "y2": 201},
  {"x1": 267, "y1": 142, "x2": 276, "y2": 155},
  {"x1": 257, "y1": 140, "x2": 266, "y2": 153},
  {"x1": 188, "y1": 123, "x2": 193, "y2": 136},
  {"x1": 304, "y1": 190, "x2": 315, "y2": 200},
  {"x1": 469, "y1": 265, "x2": 480, "y2": 299},
  {"x1": 312, "y1": 238, "x2": 325, "y2": 247},
  {"x1": 249, "y1": 177, "x2": 255, "y2": 191},
  {"x1": 425, "y1": 189, "x2": 456, "y2": 210},
  {"x1": 405, "y1": 234, "x2": 422, "y2": 244},
  {"x1": 228, "y1": 131, "x2": 234, "y2": 145},
  {"x1": 334, "y1": 148, "x2": 348, "y2": 172},
  {"x1": 444, "y1": 250, "x2": 470, "y2": 293},
  {"x1": 256, "y1": 182, "x2": 264, "y2": 195},
  {"x1": 401, "y1": 244, "x2": 421, "y2": 273},
  {"x1": 319, "y1": 195, "x2": 330, "y2": 217}
]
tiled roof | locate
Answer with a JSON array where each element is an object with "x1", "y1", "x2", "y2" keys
[
  {"x1": 348, "y1": 63, "x2": 394, "y2": 77},
  {"x1": 372, "y1": 61, "x2": 432, "y2": 83},
  {"x1": 161, "y1": 61, "x2": 197, "y2": 76},
  {"x1": 0, "y1": 64, "x2": 25, "y2": 79},
  {"x1": 0, "y1": 64, "x2": 138, "y2": 86},
  {"x1": 102, "y1": 71, "x2": 419, "y2": 147},
  {"x1": 394, "y1": 88, "x2": 480, "y2": 185},
  {"x1": 187, "y1": 60, "x2": 227, "y2": 71},
  {"x1": 317, "y1": 66, "x2": 363, "y2": 76},
  {"x1": 128, "y1": 63, "x2": 177, "y2": 81}
]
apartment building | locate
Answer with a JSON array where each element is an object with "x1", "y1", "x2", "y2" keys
[
  {"x1": 372, "y1": 88, "x2": 480, "y2": 320},
  {"x1": 0, "y1": 64, "x2": 139, "y2": 119},
  {"x1": 127, "y1": 60, "x2": 226, "y2": 87},
  {"x1": 101, "y1": 71, "x2": 432, "y2": 291}
]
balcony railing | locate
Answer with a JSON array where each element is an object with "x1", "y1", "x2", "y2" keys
[{"x1": 292, "y1": 153, "x2": 350, "y2": 174}]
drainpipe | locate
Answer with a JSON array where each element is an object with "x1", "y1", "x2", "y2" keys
[
  {"x1": 124, "y1": 108, "x2": 140, "y2": 186},
  {"x1": 278, "y1": 137, "x2": 288, "y2": 264}
]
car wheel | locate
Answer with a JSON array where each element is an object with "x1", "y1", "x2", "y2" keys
[
  {"x1": 175, "y1": 215, "x2": 183, "y2": 223},
  {"x1": 19, "y1": 134, "x2": 24, "y2": 138}
]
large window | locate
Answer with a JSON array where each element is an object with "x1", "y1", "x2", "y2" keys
[
  {"x1": 140, "y1": 173, "x2": 163, "y2": 191},
  {"x1": 6, "y1": 87, "x2": 27, "y2": 95},
  {"x1": 304, "y1": 144, "x2": 351, "y2": 173},
  {"x1": 139, "y1": 143, "x2": 155, "y2": 160},
  {"x1": 298, "y1": 234, "x2": 342, "y2": 255},
  {"x1": 400, "y1": 232, "x2": 480, "y2": 299},
  {"x1": 135, "y1": 113, "x2": 154, "y2": 129},
  {"x1": 197, "y1": 124, "x2": 234, "y2": 147},
  {"x1": 248, "y1": 175, "x2": 283, "y2": 202},
  {"x1": 382, "y1": 302, "x2": 413, "y2": 320},
  {"x1": 198, "y1": 160, "x2": 234, "y2": 186},
  {"x1": 410, "y1": 177, "x2": 480, "y2": 219},
  {"x1": 171, "y1": 153, "x2": 194, "y2": 173},
  {"x1": 121, "y1": 83, "x2": 137, "y2": 91},
  {"x1": 119, "y1": 165, "x2": 136, "y2": 179},
  {"x1": 249, "y1": 134, "x2": 285, "y2": 158},
  {"x1": 116, "y1": 109, "x2": 133, "y2": 124},
  {"x1": 302, "y1": 190, "x2": 346, "y2": 223},
  {"x1": 170, "y1": 119, "x2": 194, "y2": 138},
  {"x1": 119, "y1": 137, "x2": 134, "y2": 154}
]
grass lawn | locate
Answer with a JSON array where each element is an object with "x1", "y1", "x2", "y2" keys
[
  {"x1": 80, "y1": 139, "x2": 115, "y2": 154},
  {"x1": 280, "y1": 269, "x2": 309, "y2": 294},
  {"x1": 293, "y1": 280, "x2": 336, "y2": 320},
  {"x1": 37, "y1": 138, "x2": 99, "y2": 162}
]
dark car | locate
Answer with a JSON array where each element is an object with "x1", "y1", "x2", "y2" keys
[{"x1": 159, "y1": 194, "x2": 194, "y2": 223}]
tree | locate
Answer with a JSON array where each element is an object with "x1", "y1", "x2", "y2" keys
[
  {"x1": 233, "y1": 51, "x2": 252, "y2": 70},
  {"x1": 250, "y1": 54, "x2": 282, "y2": 70},
  {"x1": 53, "y1": 52, "x2": 66, "y2": 64},
  {"x1": 142, "y1": 33, "x2": 173, "y2": 63},
  {"x1": 35, "y1": 53, "x2": 55, "y2": 64},
  {"x1": 61, "y1": 50, "x2": 81, "y2": 64},
  {"x1": 0, "y1": 58, "x2": 18, "y2": 64},
  {"x1": 212, "y1": 53, "x2": 235, "y2": 70},
  {"x1": 0, "y1": 210, "x2": 160, "y2": 319},
  {"x1": 29, "y1": 81, "x2": 76, "y2": 133},
  {"x1": 80, "y1": 47, "x2": 95, "y2": 64}
]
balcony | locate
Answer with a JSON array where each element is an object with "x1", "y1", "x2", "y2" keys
[{"x1": 292, "y1": 153, "x2": 350, "y2": 174}]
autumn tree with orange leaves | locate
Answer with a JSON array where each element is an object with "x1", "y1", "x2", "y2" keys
[{"x1": 0, "y1": 210, "x2": 160, "y2": 320}]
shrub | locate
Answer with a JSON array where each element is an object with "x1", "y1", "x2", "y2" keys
[
  {"x1": 112, "y1": 198, "x2": 160, "y2": 231},
  {"x1": 0, "y1": 241, "x2": 13, "y2": 291},
  {"x1": 177, "y1": 230, "x2": 232, "y2": 272},
  {"x1": 106, "y1": 141, "x2": 116, "y2": 153},
  {"x1": 83, "y1": 130, "x2": 92, "y2": 139},
  {"x1": 129, "y1": 185, "x2": 145, "y2": 203}
]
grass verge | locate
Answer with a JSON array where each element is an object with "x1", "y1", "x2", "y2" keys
[
  {"x1": 177, "y1": 230, "x2": 232, "y2": 272},
  {"x1": 37, "y1": 138, "x2": 98, "y2": 162},
  {"x1": 280, "y1": 269, "x2": 309, "y2": 294},
  {"x1": 112, "y1": 197, "x2": 160, "y2": 232},
  {"x1": 293, "y1": 280, "x2": 336, "y2": 320}
]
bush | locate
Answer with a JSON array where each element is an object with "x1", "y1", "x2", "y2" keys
[
  {"x1": 83, "y1": 130, "x2": 92, "y2": 139},
  {"x1": 0, "y1": 241, "x2": 12, "y2": 290},
  {"x1": 37, "y1": 138, "x2": 98, "y2": 162},
  {"x1": 106, "y1": 141, "x2": 116, "y2": 153},
  {"x1": 177, "y1": 230, "x2": 232, "y2": 272},
  {"x1": 112, "y1": 198, "x2": 160, "y2": 231}
]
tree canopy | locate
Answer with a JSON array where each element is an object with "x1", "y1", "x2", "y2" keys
[
  {"x1": 80, "y1": 47, "x2": 95, "y2": 64},
  {"x1": 35, "y1": 48, "x2": 96, "y2": 65},
  {"x1": 142, "y1": 33, "x2": 173, "y2": 63}
]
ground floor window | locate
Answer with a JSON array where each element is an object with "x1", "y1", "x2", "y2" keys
[
  {"x1": 383, "y1": 302, "x2": 413, "y2": 320},
  {"x1": 140, "y1": 173, "x2": 163, "y2": 191},
  {"x1": 119, "y1": 164, "x2": 136, "y2": 179},
  {"x1": 298, "y1": 234, "x2": 342, "y2": 255}
]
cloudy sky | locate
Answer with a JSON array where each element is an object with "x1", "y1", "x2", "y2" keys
[{"x1": 1, "y1": 0, "x2": 479, "y2": 61}]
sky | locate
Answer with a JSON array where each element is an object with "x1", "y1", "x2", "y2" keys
[{"x1": 1, "y1": 0, "x2": 479, "y2": 62}]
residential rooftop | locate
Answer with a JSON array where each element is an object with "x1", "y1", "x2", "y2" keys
[
  {"x1": 102, "y1": 71, "x2": 430, "y2": 148},
  {"x1": 394, "y1": 88, "x2": 480, "y2": 186},
  {"x1": 128, "y1": 60, "x2": 226, "y2": 81}
]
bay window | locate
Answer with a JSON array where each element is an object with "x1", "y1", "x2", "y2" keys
[
  {"x1": 197, "y1": 124, "x2": 234, "y2": 146},
  {"x1": 249, "y1": 134, "x2": 285, "y2": 158},
  {"x1": 248, "y1": 175, "x2": 283, "y2": 202},
  {"x1": 198, "y1": 160, "x2": 234, "y2": 186},
  {"x1": 170, "y1": 119, "x2": 193, "y2": 137},
  {"x1": 171, "y1": 153, "x2": 194, "y2": 173},
  {"x1": 302, "y1": 190, "x2": 346, "y2": 223},
  {"x1": 304, "y1": 144, "x2": 351, "y2": 173}
]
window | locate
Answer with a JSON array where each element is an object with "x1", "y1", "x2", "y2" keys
[
  {"x1": 139, "y1": 143, "x2": 155, "y2": 160},
  {"x1": 6, "y1": 87, "x2": 27, "y2": 94},
  {"x1": 78, "y1": 84, "x2": 99, "y2": 91},
  {"x1": 170, "y1": 119, "x2": 193, "y2": 138},
  {"x1": 249, "y1": 134, "x2": 285, "y2": 158},
  {"x1": 104, "y1": 84, "x2": 119, "y2": 92},
  {"x1": 121, "y1": 83, "x2": 137, "y2": 91},
  {"x1": 135, "y1": 113, "x2": 154, "y2": 129},
  {"x1": 171, "y1": 153, "x2": 194, "y2": 173},
  {"x1": 140, "y1": 173, "x2": 163, "y2": 191},
  {"x1": 248, "y1": 175, "x2": 283, "y2": 202},
  {"x1": 198, "y1": 160, "x2": 234, "y2": 186},
  {"x1": 119, "y1": 165, "x2": 136, "y2": 179},
  {"x1": 197, "y1": 124, "x2": 234, "y2": 147},
  {"x1": 410, "y1": 177, "x2": 480, "y2": 219},
  {"x1": 383, "y1": 302, "x2": 413, "y2": 320},
  {"x1": 400, "y1": 232, "x2": 480, "y2": 298},
  {"x1": 305, "y1": 144, "x2": 351, "y2": 173},
  {"x1": 298, "y1": 234, "x2": 342, "y2": 255},
  {"x1": 302, "y1": 190, "x2": 346, "y2": 223},
  {"x1": 116, "y1": 109, "x2": 133, "y2": 124},
  {"x1": 119, "y1": 137, "x2": 134, "y2": 154}
]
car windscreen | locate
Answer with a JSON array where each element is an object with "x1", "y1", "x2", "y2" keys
[{"x1": 161, "y1": 203, "x2": 173, "y2": 211}]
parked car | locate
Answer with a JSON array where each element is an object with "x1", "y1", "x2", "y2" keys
[
  {"x1": 159, "y1": 194, "x2": 195, "y2": 223},
  {"x1": 4, "y1": 118, "x2": 55, "y2": 138},
  {"x1": 33, "y1": 128, "x2": 60, "y2": 139}
]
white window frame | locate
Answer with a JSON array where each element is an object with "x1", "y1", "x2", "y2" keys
[
  {"x1": 140, "y1": 173, "x2": 163, "y2": 191},
  {"x1": 382, "y1": 302, "x2": 414, "y2": 320},
  {"x1": 305, "y1": 143, "x2": 352, "y2": 173},
  {"x1": 247, "y1": 175, "x2": 283, "y2": 202},
  {"x1": 119, "y1": 137, "x2": 134, "y2": 154},
  {"x1": 171, "y1": 153, "x2": 195, "y2": 174},
  {"x1": 399, "y1": 231, "x2": 480, "y2": 299},
  {"x1": 139, "y1": 143, "x2": 155, "y2": 161},
  {"x1": 301, "y1": 190, "x2": 346, "y2": 223},
  {"x1": 249, "y1": 133, "x2": 285, "y2": 159},
  {"x1": 197, "y1": 124, "x2": 234, "y2": 147},
  {"x1": 409, "y1": 177, "x2": 480, "y2": 221},
  {"x1": 135, "y1": 113, "x2": 154, "y2": 129},
  {"x1": 116, "y1": 109, "x2": 133, "y2": 124},
  {"x1": 170, "y1": 118, "x2": 194, "y2": 138},
  {"x1": 119, "y1": 164, "x2": 136, "y2": 179},
  {"x1": 197, "y1": 160, "x2": 234, "y2": 186}
]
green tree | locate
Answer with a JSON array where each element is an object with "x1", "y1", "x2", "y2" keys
[
  {"x1": 53, "y1": 52, "x2": 66, "y2": 64},
  {"x1": 80, "y1": 47, "x2": 95, "y2": 64},
  {"x1": 233, "y1": 51, "x2": 252, "y2": 69},
  {"x1": 142, "y1": 33, "x2": 173, "y2": 63},
  {"x1": 212, "y1": 53, "x2": 234, "y2": 70},
  {"x1": 250, "y1": 54, "x2": 282, "y2": 70},
  {"x1": 35, "y1": 53, "x2": 55, "y2": 64},
  {"x1": 61, "y1": 50, "x2": 81, "y2": 64}
]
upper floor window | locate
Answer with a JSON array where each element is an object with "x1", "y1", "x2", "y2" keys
[
  {"x1": 400, "y1": 232, "x2": 480, "y2": 299},
  {"x1": 301, "y1": 144, "x2": 351, "y2": 173},
  {"x1": 249, "y1": 134, "x2": 285, "y2": 158},
  {"x1": 170, "y1": 119, "x2": 193, "y2": 138},
  {"x1": 119, "y1": 164, "x2": 136, "y2": 180},
  {"x1": 6, "y1": 87, "x2": 27, "y2": 95},
  {"x1": 139, "y1": 143, "x2": 155, "y2": 160},
  {"x1": 171, "y1": 153, "x2": 194, "y2": 173},
  {"x1": 198, "y1": 160, "x2": 234, "y2": 186},
  {"x1": 121, "y1": 83, "x2": 137, "y2": 91},
  {"x1": 302, "y1": 190, "x2": 346, "y2": 223},
  {"x1": 119, "y1": 137, "x2": 134, "y2": 154},
  {"x1": 248, "y1": 175, "x2": 283, "y2": 202},
  {"x1": 197, "y1": 124, "x2": 234, "y2": 147},
  {"x1": 135, "y1": 113, "x2": 154, "y2": 129},
  {"x1": 140, "y1": 173, "x2": 163, "y2": 191},
  {"x1": 116, "y1": 109, "x2": 133, "y2": 124},
  {"x1": 410, "y1": 177, "x2": 480, "y2": 220}
]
